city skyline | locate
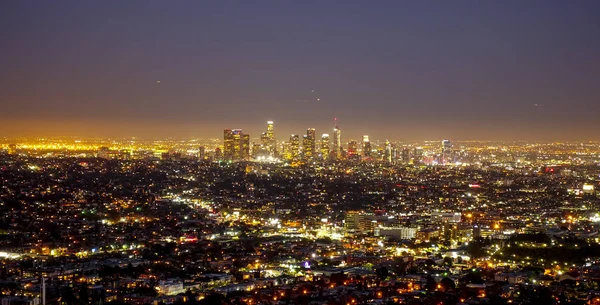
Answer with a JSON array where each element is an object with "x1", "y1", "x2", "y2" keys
[
  {"x1": 2, "y1": 1, "x2": 600, "y2": 141},
  {"x1": 4, "y1": 2, "x2": 600, "y2": 304}
]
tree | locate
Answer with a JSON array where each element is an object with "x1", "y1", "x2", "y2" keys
[
  {"x1": 199, "y1": 293, "x2": 225, "y2": 305},
  {"x1": 79, "y1": 284, "x2": 89, "y2": 304},
  {"x1": 440, "y1": 277, "x2": 456, "y2": 291},
  {"x1": 425, "y1": 276, "x2": 437, "y2": 291},
  {"x1": 375, "y1": 266, "x2": 389, "y2": 280},
  {"x1": 60, "y1": 286, "x2": 78, "y2": 305},
  {"x1": 185, "y1": 289, "x2": 198, "y2": 305}
]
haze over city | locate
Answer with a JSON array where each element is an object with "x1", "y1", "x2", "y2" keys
[
  {"x1": 2, "y1": 1, "x2": 600, "y2": 141},
  {"x1": 5, "y1": 2, "x2": 600, "y2": 305}
]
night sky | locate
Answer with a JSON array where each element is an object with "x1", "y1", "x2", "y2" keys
[{"x1": 1, "y1": 1, "x2": 599, "y2": 141}]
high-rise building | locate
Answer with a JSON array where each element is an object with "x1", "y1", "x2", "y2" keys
[
  {"x1": 241, "y1": 134, "x2": 250, "y2": 160},
  {"x1": 260, "y1": 132, "x2": 269, "y2": 147},
  {"x1": 413, "y1": 147, "x2": 423, "y2": 164},
  {"x1": 290, "y1": 134, "x2": 300, "y2": 161},
  {"x1": 320, "y1": 134, "x2": 330, "y2": 160},
  {"x1": 303, "y1": 128, "x2": 316, "y2": 161},
  {"x1": 224, "y1": 129, "x2": 234, "y2": 160},
  {"x1": 198, "y1": 146, "x2": 206, "y2": 160},
  {"x1": 266, "y1": 121, "x2": 276, "y2": 155},
  {"x1": 347, "y1": 140, "x2": 358, "y2": 161},
  {"x1": 362, "y1": 135, "x2": 371, "y2": 158},
  {"x1": 333, "y1": 123, "x2": 341, "y2": 159},
  {"x1": 384, "y1": 140, "x2": 392, "y2": 163},
  {"x1": 232, "y1": 130, "x2": 243, "y2": 160},
  {"x1": 214, "y1": 147, "x2": 223, "y2": 160},
  {"x1": 267, "y1": 121, "x2": 274, "y2": 141},
  {"x1": 251, "y1": 143, "x2": 262, "y2": 159},
  {"x1": 223, "y1": 129, "x2": 250, "y2": 161},
  {"x1": 401, "y1": 147, "x2": 410, "y2": 164},
  {"x1": 442, "y1": 139, "x2": 452, "y2": 164},
  {"x1": 281, "y1": 141, "x2": 292, "y2": 161}
]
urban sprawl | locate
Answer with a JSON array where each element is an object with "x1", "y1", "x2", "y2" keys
[{"x1": 2, "y1": 121, "x2": 600, "y2": 305}]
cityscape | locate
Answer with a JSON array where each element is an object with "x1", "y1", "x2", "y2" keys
[
  {"x1": 2, "y1": 1, "x2": 600, "y2": 305},
  {"x1": 2, "y1": 122, "x2": 600, "y2": 305}
]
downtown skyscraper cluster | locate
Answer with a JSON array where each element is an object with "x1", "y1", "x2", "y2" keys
[{"x1": 223, "y1": 121, "x2": 346, "y2": 162}]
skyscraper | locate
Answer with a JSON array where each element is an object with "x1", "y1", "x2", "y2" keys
[
  {"x1": 260, "y1": 132, "x2": 269, "y2": 147},
  {"x1": 384, "y1": 140, "x2": 392, "y2": 163},
  {"x1": 241, "y1": 134, "x2": 250, "y2": 160},
  {"x1": 347, "y1": 140, "x2": 358, "y2": 161},
  {"x1": 333, "y1": 121, "x2": 341, "y2": 159},
  {"x1": 290, "y1": 134, "x2": 300, "y2": 161},
  {"x1": 303, "y1": 128, "x2": 316, "y2": 161},
  {"x1": 281, "y1": 141, "x2": 292, "y2": 161},
  {"x1": 267, "y1": 121, "x2": 274, "y2": 141},
  {"x1": 266, "y1": 121, "x2": 276, "y2": 155},
  {"x1": 401, "y1": 147, "x2": 410, "y2": 164},
  {"x1": 362, "y1": 135, "x2": 371, "y2": 159},
  {"x1": 413, "y1": 147, "x2": 424, "y2": 164},
  {"x1": 198, "y1": 146, "x2": 205, "y2": 160},
  {"x1": 442, "y1": 139, "x2": 452, "y2": 164},
  {"x1": 320, "y1": 134, "x2": 330, "y2": 160},
  {"x1": 224, "y1": 129, "x2": 234, "y2": 160},
  {"x1": 223, "y1": 129, "x2": 250, "y2": 161}
]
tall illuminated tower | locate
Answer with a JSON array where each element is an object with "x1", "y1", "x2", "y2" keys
[
  {"x1": 260, "y1": 132, "x2": 269, "y2": 147},
  {"x1": 401, "y1": 147, "x2": 411, "y2": 164},
  {"x1": 362, "y1": 135, "x2": 371, "y2": 158},
  {"x1": 223, "y1": 129, "x2": 250, "y2": 161},
  {"x1": 442, "y1": 139, "x2": 452, "y2": 164},
  {"x1": 290, "y1": 134, "x2": 300, "y2": 161},
  {"x1": 267, "y1": 121, "x2": 274, "y2": 140},
  {"x1": 320, "y1": 134, "x2": 330, "y2": 160},
  {"x1": 333, "y1": 118, "x2": 341, "y2": 159},
  {"x1": 384, "y1": 140, "x2": 392, "y2": 163},
  {"x1": 224, "y1": 129, "x2": 234, "y2": 160},
  {"x1": 266, "y1": 121, "x2": 276, "y2": 155},
  {"x1": 303, "y1": 128, "x2": 316, "y2": 161},
  {"x1": 347, "y1": 140, "x2": 358, "y2": 161},
  {"x1": 282, "y1": 141, "x2": 292, "y2": 161},
  {"x1": 232, "y1": 130, "x2": 243, "y2": 160},
  {"x1": 241, "y1": 134, "x2": 250, "y2": 160}
]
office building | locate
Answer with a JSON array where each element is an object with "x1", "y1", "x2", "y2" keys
[
  {"x1": 303, "y1": 128, "x2": 316, "y2": 161},
  {"x1": 401, "y1": 147, "x2": 410, "y2": 164},
  {"x1": 290, "y1": 134, "x2": 300, "y2": 161},
  {"x1": 266, "y1": 121, "x2": 276, "y2": 155},
  {"x1": 320, "y1": 134, "x2": 330, "y2": 160},
  {"x1": 223, "y1": 129, "x2": 250, "y2": 161},
  {"x1": 198, "y1": 146, "x2": 205, "y2": 160},
  {"x1": 384, "y1": 140, "x2": 392, "y2": 163},
  {"x1": 333, "y1": 124, "x2": 341, "y2": 159},
  {"x1": 442, "y1": 139, "x2": 452, "y2": 164},
  {"x1": 362, "y1": 135, "x2": 371, "y2": 158},
  {"x1": 347, "y1": 140, "x2": 358, "y2": 161}
]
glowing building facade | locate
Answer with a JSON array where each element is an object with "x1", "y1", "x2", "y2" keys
[
  {"x1": 362, "y1": 135, "x2": 371, "y2": 158},
  {"x1": 223, "y1": 129, "x2": 250, "y2": 161},
  {"x1": 290, "y1": 134, "x2": 300, "y2": 161},
  {"x1": 333, "y1": 125, "x2": 341, "y2": 159},
  {"x1": 320, "y1": 134, "x2": 330, "y2": 160},
  {"x1": 266, "y1": 121, "x2": 276, "y2": 155},
  {"x1": 303, "y1": 128, "x2": 316, "y2": 161}
]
